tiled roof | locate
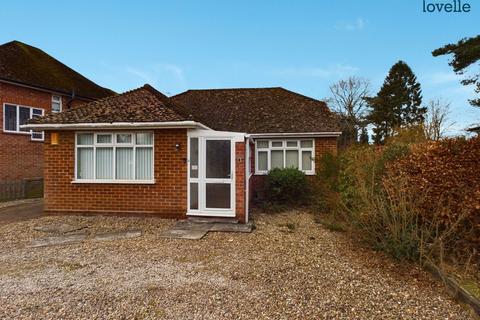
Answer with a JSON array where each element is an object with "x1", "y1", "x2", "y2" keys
[
  {"x1": 0, "y1": 40, "x2": 114, "y2": 99},
  {"x1": 29, "y1": 84, "x2": 190, "y2": 124},
  {"x1": 171, "y1": 87, "x2": 341, "y2": 133}
]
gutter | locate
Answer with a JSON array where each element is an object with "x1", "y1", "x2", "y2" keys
[
  {"x1": 20, "y1": 121, "x2": 212, "y2": 131},
  {"x1": 0, "y1": 78, "x2": 98, "y2": 101},
  {"x1": 246, "y1": 131, "x2": 342, "y2": 138}
]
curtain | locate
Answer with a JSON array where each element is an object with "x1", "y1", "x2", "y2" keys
[
  {"x1": 77, "y1": 148, "x2": 94, "y2": 179},
  {"x1": 77, "y1": 133, "x2": 94, "y2": 145},
  {"x1": 258, "y1": 151, "x2": 268, "y2": 171},
  {"x1": 136, "y1": 132, "x2": 153, "y2": 145},
  {"x1": 116, "y1": 148, "x2": 133, "y2": 179},
  {"x1": 302, "y1": 151, "x2": 312, "y2": 171},
  {"x1": 271, "y1": 150, "x2": 284, "y2": 169},
  {"x1": 286, "y1": 150, "x2": 299, "y2": 169},
  {"x1": 96, "y1": 147, "x2": 113, "y2": 179},
  {"x1": 135, "y1": 147, "x2": 153, "y2": 180}
]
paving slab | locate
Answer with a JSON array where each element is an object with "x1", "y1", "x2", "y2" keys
[
  {"x1": 0, "y1": 199, "x2": 43, "y2": 225},
  {"x1": 29, "y1": 234, "x2": 87, "y2": 248},
  {"x1": 33, "y1": 223, "x2": 87, "y2": 234},
  {"x1": 187, "y1": 217, "x2": 238, "y2": 224},
  {"x1": 173, "y1": 221, "x2": 214, "y2": 231},
  {"x1": 159, "y1": 229, "x2": 208, "y2": 240},
  {"x1": 208, "y1": 222, "x2": 254, "y2": 233},
  {"x1": 92, "y1": 230, "x2": 142, "y2": 242}
]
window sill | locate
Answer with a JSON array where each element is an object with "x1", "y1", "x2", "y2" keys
[
  {"x1": 254, "y1": 171, "x2": 315, "y2": 176},
  {"x1": 71, "y1": 180, "x2": 156, "y2": 185},
  {"x1": 3, "y1": 130, "x2": 31, "y2": 135}
]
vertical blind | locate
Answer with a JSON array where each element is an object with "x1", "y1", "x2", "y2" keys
[
  {"x1": 76, "y1": 132, "x2": 154, "y2": 181},
  {"x1": 256, "y1": 139, "x2": 315, "y2": 174}
]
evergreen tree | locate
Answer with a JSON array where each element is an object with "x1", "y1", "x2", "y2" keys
[
  {"x1": 432, "y1": 35, "x2": 480, "y2": 107},
  {"x1": 359, "y1": 127, "x2": 369, "y2": 144},
  {"x1": 365, "y1": 61, "x2": 425, "y2": 144}
]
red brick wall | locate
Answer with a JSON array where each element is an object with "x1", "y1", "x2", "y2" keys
[
  {"x1": 0, "y1": 82, "x2": 89, "y2": 181},
  {"x1": 235, "y1": 141, "x2": 246, "y2": 223},
  {"x1": 249, "y1": 136, "x2": 338, "y2": 202},
  {"x1": 43, "y1": 129, "x2": 188, "y2": 218}
]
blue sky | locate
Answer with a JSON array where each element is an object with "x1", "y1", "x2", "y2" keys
[{"x1": 2, "y1": 1, "x2": 479, "y2": 134}]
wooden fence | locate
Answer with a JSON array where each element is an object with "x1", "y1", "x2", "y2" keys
[{"x1": 0, "y1": 178, "x2": 44, "y2": 202}]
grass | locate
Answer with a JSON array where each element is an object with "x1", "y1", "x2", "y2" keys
[{"x1": 461, "y1": 280, "x2": 480, "y2": 300}]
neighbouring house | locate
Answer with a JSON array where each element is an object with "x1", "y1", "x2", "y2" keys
[
  {"x1": 0, "y1": 40, "x2": 114, "y2": 182},
  {"x1": 23, "y1": 85, "x2": 341, "y2": 223}
]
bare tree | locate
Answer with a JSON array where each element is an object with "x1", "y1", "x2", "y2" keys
[
  {"x1": 423, "y1": 99, "x2": 455, "y2": 140},
  {"x1": 328, "y1": 76, "x2": 370, "y2": 145}
]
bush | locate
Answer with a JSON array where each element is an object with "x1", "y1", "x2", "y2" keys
[
  {"x1": 387, "y1": 137, "x2": 480, "y2": 263},
  {"x1": 312, "y1": 153, "x2": 346, "y2": 230},
  {"x1": 265, "y1": 168, "x2": 310, "y2": 205},
  {"x1": 314, "y1": 133, "x2": 476, "y2": 265}
]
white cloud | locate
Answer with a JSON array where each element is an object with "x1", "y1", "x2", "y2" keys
[
  {"x1": 126, "y1": 67, "x2": 156, "y2": 84},
  {"x1": 335, "y1": 18, "x2": 366, "y2": 31},
  {"x1": 125, "y1": 64, "x2": 187, "y2": 94},
  {"x1": 275, "y1": 64, "x2": 359, "y2": 79},
  {"x1": 427, "y1": 71, "x2": 462, "y2": 85}
]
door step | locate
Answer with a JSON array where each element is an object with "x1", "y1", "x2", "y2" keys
[
  {"x1": 173, "y1": 219, "x2": 254, "y2": 235},
  {"x1": 187, "y1": 217, "x2": 239, "y2": 224}
]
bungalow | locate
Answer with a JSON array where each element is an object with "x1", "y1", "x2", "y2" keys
[{"x1": 23, "y1": 85, "x2": 341, "y2": 223}]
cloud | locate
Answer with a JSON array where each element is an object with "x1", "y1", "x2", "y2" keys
[
  {"x1": 335, "y1": 18, "x2": 366, "y2": 31},
  {"x1": 275, "y1": 64, "x2": 359, "y2": 79},
  {"x1": 125, "y1": 64, "x2": 187, "y2": 94},
  {"x1": 126, "y1": 67, "x2": 156, "y2": 84},
  {"x1": 427, "y1": 71, "x2": 462, "y2": 85}
]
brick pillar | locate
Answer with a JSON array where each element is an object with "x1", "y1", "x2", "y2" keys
[{"x1": 235, "y1": 141, "x2": 246, "y2": 223}]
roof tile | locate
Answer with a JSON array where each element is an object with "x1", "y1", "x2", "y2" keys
[
  {"x1": 171, "y1": 87, "x2": 341, "y2": 133},
  {"x1": 0, "y1": 41, "x2": 114, "y2": 99},
  {"x1": 29, "y1": 85, "x2": 189, "y2": 124}
]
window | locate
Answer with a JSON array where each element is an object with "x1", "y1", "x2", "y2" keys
[
  {"x1": 255, "y1": 139, "x2": 315, "y2": 175},
  {"x1": 51, "y1": 95, "x2": 62, "y2": 113},
  {"x1": 3, "y1": 103, "x2": 44, "y2": 141},
  {"x1": 75, "y1": 132, "x2": 154, "y2": 182}
]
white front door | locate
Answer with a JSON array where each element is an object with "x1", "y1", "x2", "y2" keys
[{"x1": 188, "y1": 135, "x2": 235, "y2": 217}]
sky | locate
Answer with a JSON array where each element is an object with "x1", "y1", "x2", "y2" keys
[{"x1": 1, "y1": 0, "x2": 479, "y2": 135}]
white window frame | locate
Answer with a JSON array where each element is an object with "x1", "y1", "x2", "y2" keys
[
  {"x1": 2, "y1": 103, "x2": 45, "y2": 141},
  {"x1": 74, "y1": 131, "x2": 155, "y2": 184},
  {"x1": 51, "y1": 95, "x2": 62, "y2": 113},
  {"x1": 255, "y1": 139, "x2": 315, "y2": 175}
]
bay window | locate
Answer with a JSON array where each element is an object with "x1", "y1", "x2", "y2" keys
[
  {"x1": 3, "y1": 103, "x2": 44, "y2": 140},
  {"x1": 255, "y1": 139, "x2": 315, "y2": 175},
  {"x1": 75, "y1": 132, "x2": 154, "y2": 182}
]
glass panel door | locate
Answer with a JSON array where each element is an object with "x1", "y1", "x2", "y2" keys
[
  {"x1": 188, "y1": 136, "x2": 234, "y2": 215},
  {"x1": 205, "y1": 139, "x2": 232, "y2": 210}
]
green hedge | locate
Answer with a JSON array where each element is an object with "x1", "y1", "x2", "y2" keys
[{"x1": 265, "y1": 168, "x2": 310, "y2": 205}]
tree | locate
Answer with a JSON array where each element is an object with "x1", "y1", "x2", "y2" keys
[
  {"x1": 359, "y1": 126, "x2": 369, "y2": 144},
  {"x1": 432, "y1": 35, "x2": 480, "y2": 107},
  {"x1": 365, "y1": 61, "x2": 426, "y2": 144},
  {"x1": 328, "y1": 76, "x2": 370, "y2": 145},
  {"x1": 423, "y1": 99, "x2": 455, "y2": 141}
]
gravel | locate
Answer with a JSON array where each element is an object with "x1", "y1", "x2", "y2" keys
[{"x1": 0, "y1": 211, "x2": 474, "y2": 319}]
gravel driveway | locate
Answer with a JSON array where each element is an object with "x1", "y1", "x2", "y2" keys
[{"x1": 0, "y1": 211, "x2": 473, "y2": 319}]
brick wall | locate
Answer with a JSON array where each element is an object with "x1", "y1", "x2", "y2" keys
[
  {"x1": 249, "y1": 136, "x2": 338, "y2": 202},
  {"x1": 235, "y1": 141, "x2": 246, "y2": 223},
  {"x1": 0, "y1": 82, "x2": 88, "y2": 180},
  {"x1": 43, "y1": 129, "x2": 188, "y2": 218}
]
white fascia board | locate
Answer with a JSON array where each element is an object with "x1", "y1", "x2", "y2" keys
[
  {"x1": 20, "y1": 121, "x2": 212, "y2": 131},
  {"x1": 187, "y1": 128, "x2": 246, "y2": 141},
  {"x1": 246, "y1": 132, "x2": 342, "y2": 138}
]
